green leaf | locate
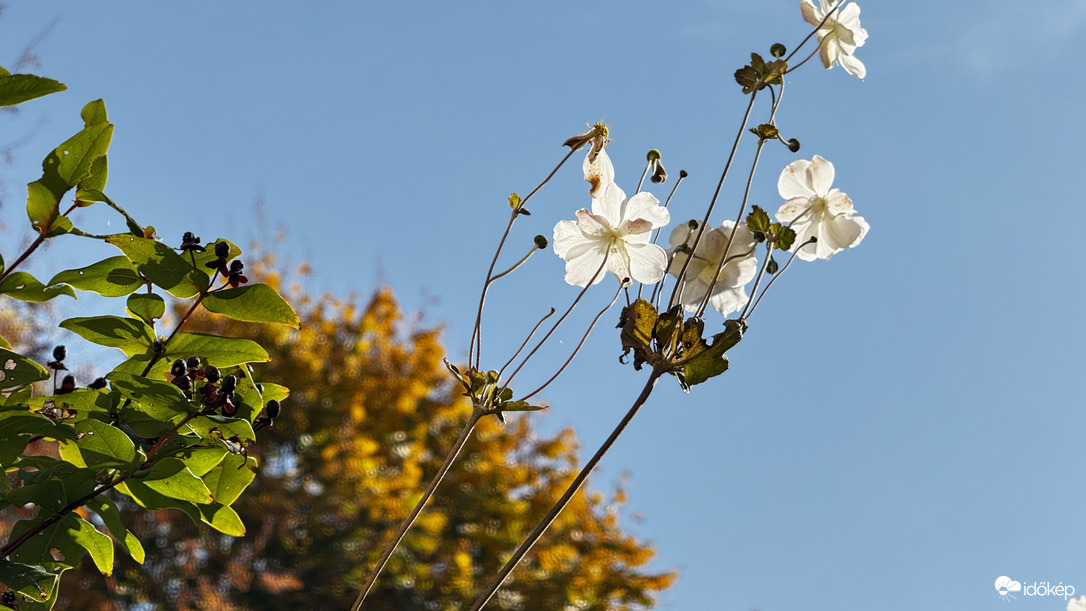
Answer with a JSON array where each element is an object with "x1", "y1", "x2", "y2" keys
[
  {"x1": 746, "y1": 206, "x2": 771, "y2": 233},
  {"x1": 202, "y1": 283, "x2": 300, "y2": 328},
  {"x1": 49, "y1": 256, "x2": 142, "y2": 297},
  {"x1": 0, "y1": 558, "x2": 59, "y2": 604},
  {"x1": 198, "y1": 503, "x2": 245, "y2": 536},
  {"x1": 26, "y1": 101, "x2": 113, "y2": 236},
  {"x1": 187, "y1": 415, "x2": 256, "y2": 446},
  {"x1": 86, "y1": 495, "x2": 145, "y2": 564},
  {"x1": 108, "y1": 372, "x2": 195, "y2": 419},
  {"x1": 0, "y1": 412, "x2": 77, "y2": 466},
  {"x1": 137, "y1": 457, "x2": 214, "y2": 504},
  {"x1": 67, "y1": 513, "x2": 114, "y2": 575},
  {"x1": 9, "y1": 513, "x2": 90, "y2": 572},
  {"x1": 73, "y1": 419, "x2": 137, "y2": 469},
  {"x1": 0, "y1": 73, "x2": 67, "y2": 107},
  {"x1": 178, "y1": 446, "x2": 229, "y2": 476},
  {"x1": 677, "y1": 319, "x2": 745, "y2": 390},
  {"x1": 0, "y1": 271, "x2": 76, "y2": 302},
  {"x1": 75, "y1": 154, "x2": 109, "y2": 199},
  {"x1": 105, "y1": 234, "x2": 208, "y2": 298},
  {"x1": 126, "y1": 292, "x2": 166, "y2": 324},
  {"x1": 59, "y1": 315, "x2": 154, "y2": 356},
  {"x1": 166, "y1": 332, "x2": 270, "y2": 368},
  {"x1": 200, "y1": 453, "x2": 256, "y2": 507},
  {"x1": 25, "y1": 389, "x2": 116, "y2": 424},
  {"x1": 0, "y1": 348, "x2": 50, "y2": 389},
  {"x1": 110, "y1": 352, "x2": 170, "y2": 382},
  {"x1": 115, "y1": 479, "x2": 202, "y2": 524}
]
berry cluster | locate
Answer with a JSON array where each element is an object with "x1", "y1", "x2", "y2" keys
[{"x1": 170, "y1": 356, "x2": 238, "y2": 416}]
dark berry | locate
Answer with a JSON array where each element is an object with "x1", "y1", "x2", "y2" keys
[
  {"x1": 220, "y1": 374, "x2": 237, "y2": 393},
  {"x1": 89, "y1": 377, "x2": 108, "y2": 390},
  {"x1": 186, "y1": 356, "x2": 201, "y2": 370},
  {"x1": 265, "y1": 399, "x2": 281, "y2": 419},
  {"x1": 204, "y1": 365, "x2": 221, "y2": 384},
  {"x1": 215, "y1": 241, "x2": 230, "y2": 259},
  {"x1": 171, "y1": 359, "x2": 187, "y2": 377},
  {"x1": 53, "y1": 345, "x2": 67, "y2": 362}
]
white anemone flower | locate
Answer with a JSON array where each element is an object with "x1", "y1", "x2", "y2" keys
[
  {"x1": 553, "y1": 150, "x2": 670, "y2": 287},
  {"x1": 776, "y1": 155, "x2": 868, "y2": 261},
  {"x1": 801, "y1": 0, "x2": 868, "y2": 79},
  {"x1": 668, "y1": 220, "x2": 758, "y2": 316}
]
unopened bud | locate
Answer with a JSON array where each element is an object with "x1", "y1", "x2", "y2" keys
[
  {"x1": 770, "y1": 43, "x2": 787, "y2": 59},
  {"x1": 679, "y1": 169, "x2": 689, "y2": 179},
  {"x1": 533, "y1": 235, "x2": 548, "y2": 249},
  {"x1": 786, "y1": 138, "x2": 800, "y2": 153}
]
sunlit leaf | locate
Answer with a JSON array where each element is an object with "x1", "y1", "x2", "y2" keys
[
  {"x1": 49, "y1": 256, "x2": 142, "y2": 297},
  {"x1": 202, "y1": 284, "x2": 300, "y2": 328}
]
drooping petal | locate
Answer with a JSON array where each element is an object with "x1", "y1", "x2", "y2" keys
[
  {"x1": 838, "y1": 53, "x2": 866, "y2": 79},
  {"x1": 806, "y1": 155, "x2": 835, "y2": 196},
  {"x1": 625, "y1": 242, "x2": 668, "y2": 284},
  {"x1": 584, "y1": 148, "x2": 615, "y2": 198},
  {"x1": 778, "y1": 159, "x2": 816, "y2": 200}
]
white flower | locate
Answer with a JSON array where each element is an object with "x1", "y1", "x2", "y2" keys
[
  {"x1": 1068, "y1": 596, "x2": 1086, "y2": 611},
  {"x1": 553, "y1": 150, "x2": 670, "y2": 287},
  {"x1": 776, "y1": 155, "x2": 868, "y2": 261},
  {"x1": 800, "y1": 0, "x2": 868, "y2": 79},
  {"x1": 668, "y1": 220, "x2": 758, "y2": 316}
]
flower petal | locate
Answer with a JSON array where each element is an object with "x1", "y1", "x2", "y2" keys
[
  {"x1": 839, "y1": 52, "x2": 866, "y2": 79},
  {"x1": 591, "y1": 182, "x2": 628, "y2": 227},
  {"x1": 625, "y1": 242, "x2": 668, "y2": 284},
  {"x1": 584, "y1": 148, "x2": 615, "y2": 199},
  {"x1": 778, "y1": 159, "x2": 815, "y2": 200},
  {"x1": 575, "y1": 209, "x2": 611, "y2": 238},
  {"x1": 563, "y1": 243, "x2": 608, "y2": 286},
  {"x1": 806, "y1": 155, "x2": 835, "y2": 196},
  {"x1": 623, "y1": 192, "x2": 669, "y2": 228}
]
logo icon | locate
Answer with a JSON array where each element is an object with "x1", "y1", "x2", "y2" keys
[{"x1": 995, "y1": 576, "x2": 1022, "y2": 601}]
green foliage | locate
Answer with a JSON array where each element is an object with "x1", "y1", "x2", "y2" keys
[{"x1": 0, "y1": 72, "x2": 294, "y2": 607}]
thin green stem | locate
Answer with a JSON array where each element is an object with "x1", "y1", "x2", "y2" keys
[
  {"x1": 351, "y1": 410, "x2": 483, "y2": 611},
  {"x1": 668, "y1": 92, "x2": 757, "y2": 311},
  {"x1": 469, "y1": 367, "x2": 666, "y2": 610},
  {"x1": 0, "y1": 202, "x2": 79, "y2": 285}
]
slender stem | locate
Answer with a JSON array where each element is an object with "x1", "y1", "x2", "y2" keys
[
  {"x1": 469, "y1": 367, "x2": 665, "y2": 611},
  {"x1": 783, "y1": 0, "x2": 844, "y2": 65},
  {"x1": 738, "y1": 243, "x2": 775, "y2": 320},
  {"x1": 668, "y1": 92, "x2": 757, "y2": 311},
  {"x1": 785, "y1": 45, "x2": 822, "y2": 74},
  {"x1": 499, "y1": 253, "x2": 608, "y2": 392},
  {"x1": 0, "y1": 202, "x2": 79, "y2": 284},
  {"x1": 498, "y1": 309, "x2": 555, "y2": 379},
  {"x1": 639, "y1": 172, "x2": 687, "y2": 301},
  {"x1": 744, "y1": 239, "x2": 811, "y2": 321},
  {"x1": 696, "y1": 137, "x2": 767, "y2": 317},
  {"x1": 489, "y1": 244, "x2": 540, "y2": 284},
  {"x1": 469, "y1": 148, "x2": 577, "y2": 369},
  {"x1": 351, "y1": 410, "x2": 483, "y2": 611},
  {"x1": 519, "y1": 280, "x2": 626, "y2": 402}
]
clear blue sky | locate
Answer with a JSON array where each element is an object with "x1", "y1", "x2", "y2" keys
[{"x1": 3, "y1": 2, "x2": 1085, "y2": 610}]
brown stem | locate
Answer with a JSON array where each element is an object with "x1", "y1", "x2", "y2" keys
[
  {"x1": 351, "y1": 410, "x2": 483, "y2": 611},
  {"x1": 469, "y1": 367, "x2": 665, "y2": 610}
]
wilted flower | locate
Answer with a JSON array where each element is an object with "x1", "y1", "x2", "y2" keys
[
  {"x1": 553, "y1": 150, "x2": 670, "y2": 287},
  {"x1": 776, "y1": 155, "x2": 868, "y2": 261},
  {"x1": 668, "y1": 220, "x2": 759, "y2": 316},
  {"x1": 800, "y1": 0, "x2": 868, "y2": 79}
]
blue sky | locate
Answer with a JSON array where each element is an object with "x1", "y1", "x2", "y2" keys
[{"x1": 3, "y1": 2, "x2": 1085, "y2": 610}]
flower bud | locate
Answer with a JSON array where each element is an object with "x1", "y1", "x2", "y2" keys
[
  {"x1": 679, "y1": 169, "x2": 689, "y2": 179},
  {"x1": 770, "y1": 43, "x2": 787, "y2": 59},
  {"x1": 786, "y1": 138, "x2": 800, "y2": 153},
  {"x1": 533, "y1": 235, "x2": 548, "y2": 249}
]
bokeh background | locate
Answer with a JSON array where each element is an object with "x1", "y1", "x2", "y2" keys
[{"x1": 2, "y1": 2, "x2": 1084, "y2": 609}]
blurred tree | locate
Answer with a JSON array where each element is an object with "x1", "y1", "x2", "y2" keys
[{"x1": 40, "y1": 256, "x2": 675, "y2": 610}]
